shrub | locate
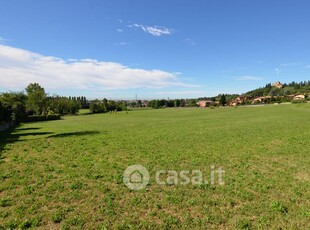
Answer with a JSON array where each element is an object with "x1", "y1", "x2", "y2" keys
[
  {"x1": 292, "y1": 99, "x2": 307, "y2": 104},
  {"x1": 46, "y1": 114, "x2": 61, "y2": 120},
  {"x1": 24, "y1": 114, "x2": 61, "y2": 122}
]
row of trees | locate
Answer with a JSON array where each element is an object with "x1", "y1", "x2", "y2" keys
[
  {"x1": 0, "y1": 83, "x2": 88, "y2": 124},
  {"x1": 148, "y1": 95, "x2": 231, "y2": 108},
  {"x1": 149, "y1": 99, "x2": 197, "y2": 109},
  {"x1": 24, "y1": 83, "x2": 88, "y2": 115},
  {"x1": 89, "y1": 99, "x2": 126, "y2": 113},
  {"x1": 244, "y1": 81, "x2": 310, "y2": 98},
  {"x1": 0, "y1": 92, "x2": 27, "y2": 123},
  {"x1": 46, "y1": 96, "x2": 81, "y2": 115}
]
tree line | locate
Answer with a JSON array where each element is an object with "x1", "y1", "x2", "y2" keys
[
  {"x1": 149, "y1": 99, "x2": 197, "y2": 109},
  {"x1": 0, "y1": 83, "x2": 88, "y2": 124},
  {"x1": 89, "y1": 99, "x2": 126, "y2": 113},
  {"x1": 244, "y1": 81, "x2": 310, "y2": 98}
]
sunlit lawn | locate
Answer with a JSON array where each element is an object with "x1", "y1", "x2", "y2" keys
[{"x1": 0, "y1": 104, "x2": 310, "y2": 229}]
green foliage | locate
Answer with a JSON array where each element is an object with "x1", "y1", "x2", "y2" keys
[
  {"x1": 0, "y1": 85, "x2": 85, "y2": 124},
  {"x1": 0, "y1": 101, "x2": 4, "y2": 121},
  {"x1": 270, "y1": 201, "x2": 288, "y2": 214},
  {"x1": 1, "y1": 100, "x2": 310, "y2": 229},
  {"x1": 0, "y1": 92, "x2": 27, "y2": 123},
  {"x1": 52, "y1": 210, "x2": 64, "y2": 223},
  {"x1": 25, "y1": 83, "x2": 47, "y2": 115},
  {"x1": 90, "y1": 99, "x2": 107, "y2": 113},
  {"x1": 24, "y1": 114, "x2": 61, "y2": 122},
  {"x1": 89, "y1": 99, "x2": 126, "y2": 113},
  {"x1": 219, "y1": 94, "x2": 227, "y2": 106},
  {"x1": 292, "y1": 99, "x2": 307, "y2": 104},
  {"x1": 47, "y1": 96, "x2": 80, "y2": 115},
  {"x1": 0, "y1": 198, "x2": 12, "y2": 207},
  {"x1": 244, "y1": 81, "x2": 310, "y2": 99},
  {"x1": 149, "y1": 99, "x2": 197, "y2": 109},
  {"x1": 235, "y1": 218, "x2": 252, "y2": 229}
]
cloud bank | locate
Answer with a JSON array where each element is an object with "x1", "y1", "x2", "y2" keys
[
  {"x1": 128, "y1": 24, "x2": 174, "y2": 36},
  {"x1": 0, "y1": 45, "x2": 195, "y2": 92}
]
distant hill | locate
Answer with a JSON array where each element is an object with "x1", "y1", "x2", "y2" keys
[
  {"x1": 218, "y1": 80, "x2": 309, "y2": 106},
  {"x1": 243, "y1": 80, "x2": 310, "y2": 98}
]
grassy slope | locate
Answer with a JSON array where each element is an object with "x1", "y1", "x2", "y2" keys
[{"x1": 0, "y1": 104, "x2": 310, "y2": 229}]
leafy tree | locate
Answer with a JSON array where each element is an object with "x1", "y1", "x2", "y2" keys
[
  {"x1": 89, "y1": 99, "x2": 125, "y2": 113},
  {"x1": 0, "y1": 101, "x2": 4, "y2": 121},
  {"x1": 0, "y1": 92, "x2": 27, "y2": 123},
  {"x1": 187, "y1": 99, "x2": 197, "y2": 107},
  {"x1": 25, "y1": 83, "x2": 47, "y2": 115},
  {"x1": 90, "y1": 99, "x2": 106, "y2": 113},
  {"x1": 270, "y1": 88, "x2": 280, "y2": 97},
  {"x1": 102, "y1": 98, "x2": 108, "y2": 111},
  {"x1": 219, "y1": 94, "x2": 227, "y2": 106},
  {"x1": 154, "y1": 100, "x2": 159, "y2": 109},
  {"x1": 43, "y1": 96, "x2": 80, "y2": 115},
  {"x1": 174, "y1": 99, "x2": 180, "y2": 107},
  {"x1": 179, "y1": 99, "x2": 186, "y2": 107}
]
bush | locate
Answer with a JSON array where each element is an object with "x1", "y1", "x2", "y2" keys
[
  {"x1": 292, "y1": 99, "x2": 307, "y2": 104},
  {"x1": 47, "y1": 114, "x2": 61, "y2": 120},
  {"x1": 24, "y1": 114, "x2": 61, "y2": 122}
]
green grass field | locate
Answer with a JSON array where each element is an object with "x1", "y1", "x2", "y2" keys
[{"x1": 1, "y1": 104, "x2": 310, "y2": 229}]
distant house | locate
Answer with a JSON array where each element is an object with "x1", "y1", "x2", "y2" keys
[
  {"x1": 272, "y1": 81, "x2": 284, "y2": 89},
  {"x1": 287, "y1": 95, "x2": 296, "y2": 99},
  {"x1": 252, "y1": 96, "x2": 272, "y2": 103},
  {"x1": 197, "y1": 100, "x2": 213, "y2": 107},
  {"x1": 293, "y1": 94, "x2": 306, "y2": 100},
  {"x1": 229, "y1": 96, "x2": 246, "y2": 106}
]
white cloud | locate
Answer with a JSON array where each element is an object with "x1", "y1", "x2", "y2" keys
[
  {"x1": 128, "y1": 24, "x2": 174, "y2": 36},
  {"x1": 236, "y1": 76, "x2": 263, "y2": 81},
  {"x1": 275, "y1": 68, "x2": 281, "y2": 75},
  {"x1": 0, "y1": 45, "x2": 196, "y2": 92},
  {"x1": 117, "y1": 28, "x2": 123, "y2": 32}
]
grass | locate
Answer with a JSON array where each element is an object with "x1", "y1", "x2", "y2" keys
[{"x1": 0, "y1": 104, "x2": 310, "y2": 229}]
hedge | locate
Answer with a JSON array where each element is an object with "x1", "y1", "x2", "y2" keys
[
  {"x1": 292, "y1": 99, "x2": 307, "y2": 104},
  {"x1": 23, "y1": 114, "x2": 61, "y2": 122}
]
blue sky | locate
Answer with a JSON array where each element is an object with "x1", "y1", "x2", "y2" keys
[{"x1": 0, "y1": 0, "x2": 310, "y2": 99}]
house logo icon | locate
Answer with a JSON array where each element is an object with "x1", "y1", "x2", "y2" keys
[{"x1": 123, "y1": 165, "x2": 150, "y2": 190}]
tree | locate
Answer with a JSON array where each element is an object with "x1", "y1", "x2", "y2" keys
[
  {"x1": 89, "y1": 99, "x2": 100, "y2": 113},
  {"x1": 179, "y1": 99, "x2": 186, "y2": 107},
  {"x1": 0, "y1": 101, "x2": 4, "y2": 121},
  {"x1": 174, "y1": 99, "x2": 180, "y2": 107},
  {"x1": 107, "y1": 100, "x2": 117, "y2": 111},
  {"x1": 25, "y1": 83, "x2": 47, "y2": 115},
  {"x1": 154, "y1": 100, "x2": 159, "y2": 109},
  {"x1": 220, "y1": 94, "x2": 227, "y2": 106},
  {"x1": 102, "y1": 98, "x2": 108, "y2": 112},
  {"x1": 269, "y1": 87, "x2": 280, "y2": 97},
  {"x1": 0, "y1": 92, "x2": 27, "y2": 123}
]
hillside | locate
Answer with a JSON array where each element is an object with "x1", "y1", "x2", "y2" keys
[
  {"x1": 225, "y1": 81, "x2": 310, "y2": 106},
  {"x1": 243, "y1": 80, "x2": 310, "y2": 98}
]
